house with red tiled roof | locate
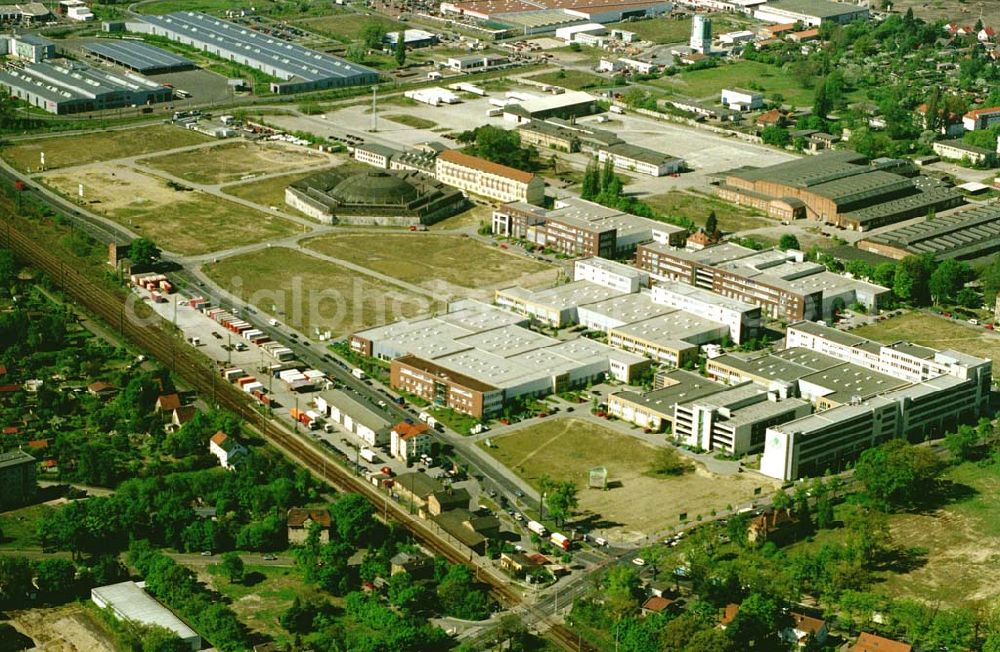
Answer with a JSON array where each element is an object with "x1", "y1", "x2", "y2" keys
[
  {"x1": 390, "y1": 421, "x2": 432, "y2": 463},
  {"x1": 27, "y1": 439, "x2": 48, "y2": 450},
  {"x1": 171, "y1": 405, "x2": 197, "y2": 429},
  {"x1": 979, "y1": 27, "x2": 997, "y2": 42},
  {"x1": 686, "y1": 229, "x2": 718, "y2": 250},
  {"x1": 435, "y1": 149, "x2": 544, "y2": 205},
  {"x1": 764, "y1": 22, "x2": 797, "y2": 38},
  {"x1": 87, "y1": 381, "x2": 117, "y2": 398},
  {"x1": 788, "y1": 28, "x2": 819, "y2": 43},
  {"x1": 2, "y1": 426, "x2": 18, "y2": 436},
  {"x1": 155, "y1": 393, "x2": 181, "y2": 413},
  {"x1": 851, "y1": 632, "x2": 912, "y2": 652},
  {"x1": 964, "y1": 106, "x2": 1000, "y2": 131},
  {"x1": 719, "y1": 603, "x2": 740, "y2": 628},
  {"x1": 782, "y1": 612, "x2": 828, "y2": 647},
  {"x1": 287, "y1": 507, "x2": 332, "y2": 544},
  {"x1": 756, "y1": 108, "x2": 787, "y2": 127},
  {"x1": 641, "y1": 596, "x2": 677, "y2": 616},
  {"x1": 209, "y1": 431, "x2": 246, "y2": 470}
]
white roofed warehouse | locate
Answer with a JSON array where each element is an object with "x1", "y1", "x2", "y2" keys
[
  {"x1": 92, "y1": 581, "x2": 201, "y2": 651},
  {"x1": 134, "y1": 12, "x2": 378, "y2": 93}
]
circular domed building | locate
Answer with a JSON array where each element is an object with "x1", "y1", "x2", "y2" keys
[{"x1": 286, "y1": 167, "x2": 466, "y2": 226}]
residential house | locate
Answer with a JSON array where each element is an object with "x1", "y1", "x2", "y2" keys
[
  {"x1": 390, "y1": 421, "x2": 432, "y2": 463},
  {"x1": 155, "y1": 393, "x2": 181, "y2": 413},
  {"x1": 390, "y1": 551, "x2": 433, "y2": 578},
  {"x1": 641, "y1": 596, "x2": 677, "y2": 617},
  {"x1": 851, "y1": 632, "x2": 912, "y2": 652},
  {"x1": 287, "y1": 508, "x2": 332, "y2": 544},
  {"x1": 978, "y1": 27, "x2": 996, "y2": 43},
  {"x1": 933, "y1": 139, "x2": 996, "y2": 166},
  {"x1": 87, "y1": 381, "x2": 117, "y2": 398},
  {"x1": 427, "y1": 487, "x2": 471, "y2": 516},
  {"x1": 782, "y1": 612, "x2": 829, "y2": 647},
  {"x1": 500, "y1": 551, "x2": 539, "y2": 576},
  {"x1": 171, "y1": 405, "x2": 197, "y2": 430},
  {"x1": 394, "y1": 471, "x2": 444, "y2": 512},
  {"x1": 209, "y1": 431, "x2": 246, "y2": 470},
  {"x1": 756, "y1": 108, "x2": 787, "y2": 127},
  {"x1": 719, "y1": 603, "x2": 740, "y2": 628}
]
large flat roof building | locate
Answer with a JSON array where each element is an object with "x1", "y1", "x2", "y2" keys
[
  {"x1": 0, "y1": 58, "x2": 172, "y2": 114},
  {"x1": 857, "y1": 204, "x2": 1000, "y2": 261},
  {"x1": 441, "y1": 0, "x2": 671, "y2": 29},
  {"x1": 637, "y1": 241, "x2": 889, "y2": 321},
  {"x1": 435, "y1": 149, "x2": 545, "y2": 205},
  {"x1": 716, "y1": 151, "x2": 964, "y2": 231},
  {"x1": 503, "y1": 90, "x2": 598, "y2": 123},
  {"x1": 493, "y1": 196, "x2": 687, "y2": 258},
  {"x1": 92, "y1": 581, "x2": 200, "y2": 651},
  {"x1": 135, "y1": 12, "x2": 378, "y2": 93},
  {"x1": 598, "y1": 142, "x2": 685, "y2": 177},
  {"x1": 83, "y1": 40, "x2": 194, "y2": 74},
  {"x1": 754, "y1": 0, "x2": 869, "y2": 26}
]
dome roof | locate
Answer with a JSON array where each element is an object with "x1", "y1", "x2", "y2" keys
[{"x1": 331, "y1": 171, "x2": 419, "y2": 205}]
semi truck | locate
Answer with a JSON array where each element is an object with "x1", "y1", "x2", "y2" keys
[
  {"x1": 527, "y1": 520, "x2": 547, "y2": 537},
  {"x1": 550, "y1": 532, "x2": 570, "y2": 551}
]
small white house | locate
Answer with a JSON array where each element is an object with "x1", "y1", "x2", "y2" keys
[
  {"x1": 209, "y1": 431, "x2": 246, "y2": 470},
  {"x1": 597, "y1": 58, "x2": 623, "y2": 73},
  {"x1": 390, "y1": 422, "x2": 432, "y2": 462},
  {"x1": 721, "y1": 87, "x2": 764, "y2": 111}
]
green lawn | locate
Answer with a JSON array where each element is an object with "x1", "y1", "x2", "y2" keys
[
  {"x1": 292, "y1": 13, "x2": 405, "y2": 44},
  {"x1": 383, "y1": 114, "x2": 437, "y2": 130},
  {"x1": 649, "y1": 60, "x2": 819, "y2": 106},
  {"x1": 643, "y1": 190, "x2": 773, "y2": 234},
  {"x1": 526, "y1": 70, "x2": 614, "y2": 91},
  {"x1": 608, "y1": 16, "x2": 692, "y2": 44},
  {"x1": 0, "y1": 503, "x2": 55, "y2": 549}
]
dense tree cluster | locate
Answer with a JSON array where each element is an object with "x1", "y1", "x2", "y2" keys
[{"x1": 455, "y1": 126, "x2": 539, "y2": 172}]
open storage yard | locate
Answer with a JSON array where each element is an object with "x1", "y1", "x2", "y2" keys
[
  {"x1": 302, "y1": 233, "x2": 559, "y2": 294},
  {"x1": 204, "y1": 246, "x2": 437, "y2": 334},
  {"x1": 42, "y1": 164, "x2": 300, "y2": 256},
  {"x1": 2, "y1": 125, "x2": 212, "y2": 173},
  {"x1": 853, "y1": 312, "x2": 1000, "y2": 378},
  {"x1": 481, "y1": 418, "x2": 776, "y2": 542},
  {"x1": 140, "y1": 141, "x2": 331, "y2": 185},
  {"x1": 8, "y1": 604, "x2": 115, "y2": 652}
]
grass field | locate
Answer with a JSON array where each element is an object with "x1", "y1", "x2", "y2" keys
[
  {"x1": 649, "y1": 60, "x2": 819, "y2": 105},
  {"x1": 480, "y1": 418, "x2": 776, "y2": 542},
  {"x1": 2, "y1": 125, "x2": 212, "y2": 173},
  {"x1": 302, "y1": 233, "x2": 557, "y2": 293},
  {"x1": 221, "y1": 170, "x2": 323, "y2": 212},
  {"x1": 429, "y1": 203, "x2": 493, "y2": 232},
  {"x1": 207, "y1": 564, "x2": 328, "y2": 646},
  {"x1": 204, "y1": 247, "x2": 436, "y2": 334},
  {"x1": 383, "y1": 114, "x2": 437, "y2": 130},
  {"x1": 526, "y1": 70, "x2": 614, "y2": 91},
  {"x1": 43, "y1": 165, "x2": 300, "y2": 256},
  {"x1": 789, "y1": 461, "x2": 1000, "y2": 607},
  {"x1": 140, "y1": 141, "x2": 329, "y2": 185},
  {"x1": 609, "y1": 16, "x2": 692, "y2": 44},
  {"x1": 292, "y1": 13, "x2": 405, "y2": 43},
  {"x1": 0, "y1": 503, "x2": 55, "y2": 549},
  {"x1": 643, "y1": 190, "x2": 773, "y2": 233},
  {"x1": 853, "y1": 312, "x2": 1000, "y2": 378}
]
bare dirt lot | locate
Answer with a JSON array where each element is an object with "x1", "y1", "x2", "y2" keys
[
  {"x1": 482, "y1": 418, "x2": 777, "y2": 543},
  {"x1": 140, "y1": 141, "x2": 332, "y2": 185},
  {"x1": 9, "y1": 604, "x2": 116, "y2": 652},
  {"x1": 204, "y1": 246, "x2": 438, "y2": 335},
  {"x1": 3, "y1": 124, "x2": 212, "y2": 173},
  {"x1": 42, "y1": 164, "x2": 299, "y2": 256},
  {"x1": 889, "y1": 0, "x2": 1000, "y2": 27},
  {"x1": 302, "y1": 232, "x2": 559, "y2": 297}
]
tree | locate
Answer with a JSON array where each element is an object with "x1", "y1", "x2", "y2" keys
[
  {"x1": 893, "y1": 254, "x2": 935, "y2": 305},
  {"x1": 387, "y1": 571, "x2": 427, "y2": 615},
  {"x1": 34, "y1": 558, "x2": 76, "y2": 601},
  {"x1": 361, "y1": 22, "x2": 387, "y2": 50},
  {"x1": 929, "y1": 258, "x2": 972, "y2": 305},
  {"x1": 437, "y1": 563, "x2": 489, "y2": 620},
  {"x1": 874, "y1": 261, "x2": 896, "y2": 289},
  {"x1": 394, "y1": 30, "x2": 406, "y2": 67},
  {"x1": 778, "y1": 234, "x2": 800, "y2": 251},
  {"x1": 705, "y1": 211, "x2": 719, "y2": 238},
  {"x1": 944, "y1": 424, "x2": 979, "y2": 463},
  {"x1": 544, "y1": 480, "x2": 579, "y2": 525},
  {"x1": 128, "y1": 238, "x2": 160, "y2": 269},
  {"x1": 0, "y1": 556, "x2": 32, "y2": 608},
  {"x1": 604, "y1": 565, "x2": 643, "y2": 619},
  {"x1": 219, "y1": 552, "x2": 244, "y2": 584},
  {"x1": 495, "y1": 613, "x2": 528, "y2": 652},
  {"x1": 581, "y1": 159, "x2": 600, "y2": 200},
  {"x1": 761, "y1": 125, "x2": 791, "y2": 147},
  {"x1": 0, "y1": 249, "x2": 16, "y2": 287},
  {"x1": 330, "y1": 493, "x2": 377, "y2": 546},
  {"x1": 649, "y1": 448, "x2": 691, "y2": 476},
  {"x1": 687, "y1": 628, "x2": 732, "y2": 652},
  {"x1": 854, "y1": 439, "x2": 943, "y2": 511},
  {"x1": 815, "y1": 496, "x2": 835, "y2": 530}
]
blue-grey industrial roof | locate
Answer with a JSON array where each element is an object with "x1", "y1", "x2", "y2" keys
[
  {"x1": 84, "y1": 40, "x2": 193, "y2": 73},
  {"x1": 140, "y1": 12, "x2": 376, "y2": 84}
]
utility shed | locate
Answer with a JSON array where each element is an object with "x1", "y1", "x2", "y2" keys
[{"x1": 92, "y1": 581, "x2": 201, "y2": 651}]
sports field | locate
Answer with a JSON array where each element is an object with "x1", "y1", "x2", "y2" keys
[
  {"x1": 2, "y1": 125, "x2": 212, "y2": 173},
  {"x1": 140, "y1": 141, "x2": 330, "y2": 185},
  {"x1": 481, "y1": 418, "x2": 775, "y2": 542},
  {"x1": 302, "y1": 233, "x2": 558, "y2": 293},
  {"x1": 853, "y1": 312, "x2": 1000, "y2": 378},
  {"x1": 42, "y1": 164, "x2": 299, "y2": 256},
  {"x1": 204, "y1": 247, "x2": 436, "y2": 334}
]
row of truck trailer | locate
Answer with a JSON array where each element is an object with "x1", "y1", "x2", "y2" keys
[{"x1": 526, "y1": 520, "x2": 572, "y2": 551}]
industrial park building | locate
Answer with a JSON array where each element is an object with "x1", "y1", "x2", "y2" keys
[
  {"x1": 135, "y1": 12, "x2": 378, "y2": 93},
  {"x1": 856, "y1": 204, "x2": 1000, "y2": 261},
  {"x1": 435, "y1": 149, "x2": 545, "y2": 205},
  {"x1": 502, "y1": 90, "x2": 598, "y2": 124},
  {"x1": 597, "y1": 142, "x2": 685, "y2": 177},
  {"x1": 0, "y1": 33, "x2": 54, "y2": 62},
  {"x1": 351, "y1": 301, "x2": 649, "y2": 418},
  {"x1": 715, "y1": 151, "x2": 964, "y2": 231},
  {"x1": 759, "y1": 321, "x2": 992, "y2": 480},
  {"x1": 636, "y1": 241, "x2": 888, "y2": 321},
  {"x1": 517, "y1": 118, "x2": 622, "y2": 153},
  {"x1": 753, "y1": 0, "x2": 869, "y2": 26},
  {"x1": 83, "y1": 40, "x2": 194, "y2": 74},
  {"x1": 492, "y1": 196, "x2": 687, "y2": 258},
  {"x1": 0, "y1": 58, "x2": 172, "y2": 114},
  {"x1": 440, "y1": 0, "x2": 671, "y2": 31}
]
